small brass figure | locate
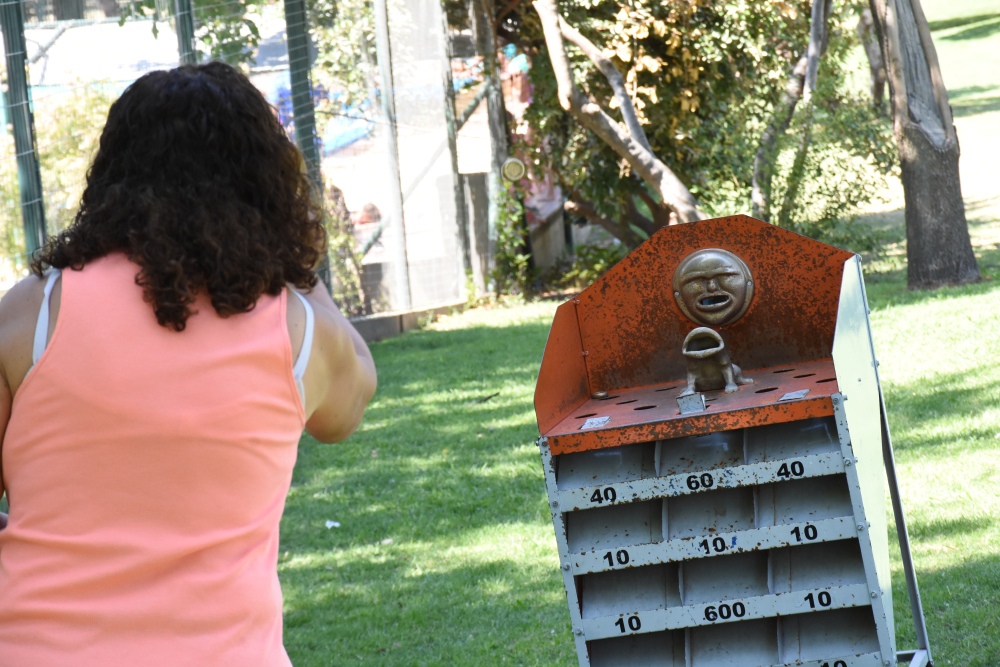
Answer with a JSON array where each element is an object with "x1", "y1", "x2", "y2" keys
[
  {"x1": 678, "y1": 327, "x2": 754, "y2": 396},
  {"x1": 673, "y1": 248, "x2": 754, "y2": 327}
]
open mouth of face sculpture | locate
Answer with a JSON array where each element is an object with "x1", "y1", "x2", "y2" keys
[
  {"x1": 682, "y1": 327, "x2": 725, "y2": 358},
  {"x1": 697, "y1": 293, "x2": 732, "y2": 310},
  {"x1": 673, "y1": 249, "x2": 754, "y2": 327}
]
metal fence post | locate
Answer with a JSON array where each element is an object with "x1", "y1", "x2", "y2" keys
[
  {"x1": 283, "y1": 0, "x2": 331, "y2": 288},
  {"x1": 174, "y1": 0, "x2": 196, "y2": 64},
  {"x1": 0, "y1": 0, "x2": 46, "y2": 258},
  {"x1": 373, "y1": 0, "x2": 411, "y2": 311},
  {"x1": 439, "y1": 6, "x2": 469, "y2": 301},
  {"x1": 470, "y1": 0, "x2": 507, "y2": 288}
]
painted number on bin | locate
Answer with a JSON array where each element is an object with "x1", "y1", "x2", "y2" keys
[
  {"x1": 804, "y1": 591, "x2": 833, "y2": 609},
  {"x1": 776, "y1": 460, "x2": 805, "y2": 479},
  {"x1": 698, "y1": 536, "x2": 728, "y2": 555},
  {"x1": 686, "y1": 473, "x2": 715, "y2": 491},
  {"x1": 614, "y1": 615, "x2": 641, "y2": 633},
  {"x1": 603, "y1": 549, "x2": 630, "y2": 567},
  {"x1": 703, "y1": 602, "x2": 746, "y2": 622},
  {"x1": 791, "y1": 524, "x2": 819, "y2": 542},
  {"x1": 589, "y1": 487, "x2": 617, "y2": 504}
]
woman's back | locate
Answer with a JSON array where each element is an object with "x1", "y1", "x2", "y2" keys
[{"x1": 0, "y1": 253, "x2": 302, "y2": 666}]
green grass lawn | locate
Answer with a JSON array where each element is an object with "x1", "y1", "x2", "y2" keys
[{"x1": 277, "y1": 1, "x2": 1000, "y2": 664}]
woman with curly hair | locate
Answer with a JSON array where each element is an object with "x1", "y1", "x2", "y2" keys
[{"x1": 0, "y1": 62, "x2": 376, "y2": 665}]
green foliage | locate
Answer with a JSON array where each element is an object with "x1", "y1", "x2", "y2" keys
[
  {"x1": 0, "y1": 137, "x2": 28, "y2": 282},
  {"x1": 309, "y1": 0, "x2": 377, "y2": 118},
  {"x1": 0, "y1": 84, "x2": 115, "y2": 283},
  {"x1": 323, "y1": 188, "x2": 369, "y2": 316},
  {"x1": 769, "y1": 19, "x2": 899, "y2": 253},
  {"x1": 491, "y1": 187, "x2": 533, "y2": 296},
  {"x1": 517, "y1": 0, "x2": 897, "y2": 254},
  {"x1": 35, "y1": 85, "x2": 117, "y2": 235},
  {"x1": 555, "y1": 241, "x2": 627, "y2": 290},
  {"x1": 117, "y1": 0, "x2": 262, "y2": 66}
]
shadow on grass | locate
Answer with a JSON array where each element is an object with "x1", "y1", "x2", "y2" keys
[
  {"x1": 283, "y1": 318, "x2": 559, "y2": 542},
  {"x1": 952, "y1": 96, "x2": 1000, "y2": 117},
  {"x1": 928, "y1": 12, "x2": 1000, "y2": 34},
  {"x1": 909, "y1": 553, "x2": 1000, "y2": 666},
  {"x1": 886, "y1": 368, "x2": 1000, "y2": 453},
  {"x1": 282, "y1": 557, "x2": 574, "y2": 666},
  {"x1": 939, "y1": 14, "x2": 1000, "y2": 42},
  {"x1": 907, "y1": 515, "x2": 994, "y2": 541}
]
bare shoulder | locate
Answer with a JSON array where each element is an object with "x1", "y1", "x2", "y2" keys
[{"x1": 0, "y1": 275, "x2": 48, "y2": 393}]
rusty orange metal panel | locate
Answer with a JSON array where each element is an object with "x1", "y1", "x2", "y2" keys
[
  {"x1": 534, "y1": 215, "x2": 856, "y2": 447},
  {"x1": 544, "y1": 358, "x2": 838, "y2": 454},
  {"x1": 576, "y1": 215, "x2": 854, "y2": 394},
  {"x1": 534, "y1": 299, "x2": 590, "y2": 435}
]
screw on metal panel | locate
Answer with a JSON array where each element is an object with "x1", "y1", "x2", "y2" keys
[
  {"x1": 871, "y1": 591, "x2": 878, "y2": 598},
  {"x1": 552, "y1": 501, "x2": 559, "y2": 508},
  {"x1": 844, "y1": 459, "x2": 853, "y2": 466},
  {"x1": 831, "y1": 396, "x2": 840, "y2": 405},
  {"x1": 562, "y1": 564, "x2": 570, "y2": 571},
  {"x1": 574, "y1": 629, "x2": 584, "y2": 636},
  {"x1": 857, "y1": 524, "x2": 865, "y2": 531}
]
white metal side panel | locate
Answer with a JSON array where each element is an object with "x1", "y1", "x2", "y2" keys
[{"x1": 831, "y1": 255, "x2": 895, "y2": 662}]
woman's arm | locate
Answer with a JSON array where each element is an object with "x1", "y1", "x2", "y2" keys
[
  {"x1": 0, "y1": 276, "x2": 49, "y2": 524},
  {"x1": 295, "y1": 285, "x2": 377, "y2": 443}
]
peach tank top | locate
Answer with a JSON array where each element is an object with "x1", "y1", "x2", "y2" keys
[{"x1": 0, "y1": 253, "x2": 305, "y2": 666}]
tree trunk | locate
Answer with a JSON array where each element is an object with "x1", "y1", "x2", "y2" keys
[
  {"x1": 471, "y1": 0, "x2": 510, "y2": 267},
  {"x1": 899, "y1": 123, "x2": 979, "y2": 286},
  {"x1": 857, "y1": 8, "x2": 886, "y2": 114},
  {"x1": 751, "y1": 53, "x2": 807, "y2": 221},
  {"x1": 869, "y1": 0, "x2": 979, "y2": 288},
  {"x1": 752, "y1": 0, "x2": 830, "y2": 223},
  {"x1": 531, "y1": 0, "x2": 705, "y2": 224}
]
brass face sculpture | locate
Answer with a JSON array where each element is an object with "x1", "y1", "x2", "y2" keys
[{"x1": 672, "y1": 249, "x2": 754, "y2": 327}]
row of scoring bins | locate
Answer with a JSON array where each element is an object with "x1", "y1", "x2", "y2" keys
[{"x1": 545, "y1": 417, "x2": 883, "y2": 667}]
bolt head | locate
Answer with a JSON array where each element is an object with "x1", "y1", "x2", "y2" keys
[
  {"x1": 845, "y1": 459, "x2": 853, "y2": 466},
  {"x1": 562, "y1": 564, "x2": 570, "y2": 571},
  {"x1": 857, "y1": 524, "x2": 865, "y2": 531}
]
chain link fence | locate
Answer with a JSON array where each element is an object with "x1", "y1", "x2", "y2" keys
[{"x1": 0, "y1": 0, "x2": 479, "y2": 318}]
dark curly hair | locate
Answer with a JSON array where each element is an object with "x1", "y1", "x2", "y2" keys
[{"x1": 32, "y1": 61, "x2": 325, "y2": 331}]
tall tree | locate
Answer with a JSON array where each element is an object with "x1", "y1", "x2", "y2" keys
[
  {"x1": 532, "y1": 0, "x2": 705, "y2": 224},
  {"x1": 516, "y1": 0, "x2": 894, "y2": 250},
  {"x1": 868, "y1": 0, "x2": 979, "y2": 288}
]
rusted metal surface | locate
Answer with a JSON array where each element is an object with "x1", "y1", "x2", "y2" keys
[
  {"x1": 534, "y1": 300, "x2": 591, "y2": 435},
  {"x1": 545, "y1": 358, "x2": 839, "y2": 455},
  {"x1": 535, "y1": 215, "x2": 854, "y2": 447}
]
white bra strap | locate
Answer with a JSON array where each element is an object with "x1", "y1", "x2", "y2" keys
[
  {"x1": 32, "y1": 268, "x2": 61, "y2": 365},
  {"x1": 290, "y1": 289, "x2": 315, "y2": 381}
]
